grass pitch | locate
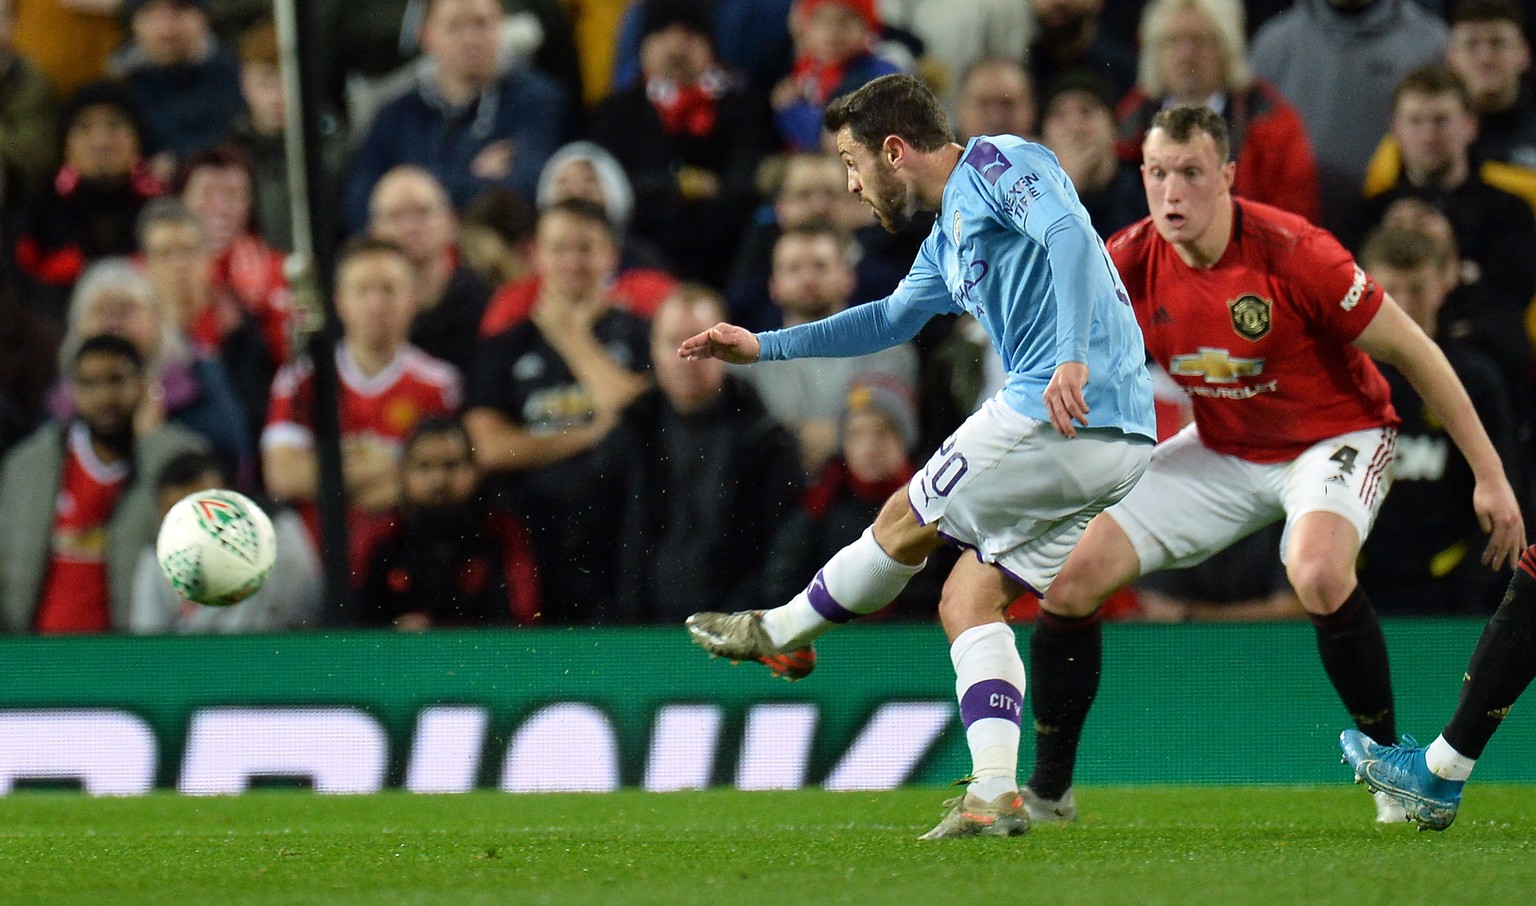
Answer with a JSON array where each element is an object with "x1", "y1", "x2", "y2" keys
[{"x1": 1, "y1": 786, "x2": 1533, "y2": 905}]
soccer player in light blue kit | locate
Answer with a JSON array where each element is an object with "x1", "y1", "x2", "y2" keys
[{"x1": 681, "y1": 74, "x2": 1157, "y2": 838}]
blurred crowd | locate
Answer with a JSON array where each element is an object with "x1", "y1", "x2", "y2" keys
[{"x1": 0, "y1": 0, "x2": 1533, "y2": 633}]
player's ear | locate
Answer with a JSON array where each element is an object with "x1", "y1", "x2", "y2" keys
[{"x1": 882, "y1": 135, "x2": 904, "y2": 168}]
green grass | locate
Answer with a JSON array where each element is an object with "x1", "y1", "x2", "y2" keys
[{"x1": 1, "y1": 787, "x2": 1534, "y2": 905}]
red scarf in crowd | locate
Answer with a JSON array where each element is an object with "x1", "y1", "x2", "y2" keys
[{"x1": 645, "y1": 68, "x2": 728, "y2": 138}]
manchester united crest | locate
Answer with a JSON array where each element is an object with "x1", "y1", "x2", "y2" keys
[{"x1": 1227, "y1": 294, "x2": 1272, "y2": 341}]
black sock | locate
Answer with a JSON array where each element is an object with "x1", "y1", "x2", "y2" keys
[
  {"x1": 1025, "y1": 609, "x2": 1102, "y2": 801},
  {"x1": 1310, "y1": 585, "x2": 1395, "y2": 744},
  {"x1": 1443, "y1": 547, "x2": 1536, "y2": 759}
]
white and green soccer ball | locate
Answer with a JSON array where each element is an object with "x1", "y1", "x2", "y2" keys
[{"x1": 156, "y1": 489, "x2": 276, "y2": 607}]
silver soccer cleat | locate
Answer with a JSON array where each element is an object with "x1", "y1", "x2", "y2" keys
[{"x1": 685, "y1": 611, "x2": 816, "y2": 681}]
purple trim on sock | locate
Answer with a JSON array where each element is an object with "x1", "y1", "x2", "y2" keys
[
  {"x1": 960, "y1": 678, "x2": 1024, "y2": 727},
  {"x1": 934, "y1": 530, "x2": 1043, "y2": 598},
  {"x1": 806, "y1": 570, "x2": 858, "y2": 624}
]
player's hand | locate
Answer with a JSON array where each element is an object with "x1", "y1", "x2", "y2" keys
[
  {"x1": 677, "y1": 322, "x2": 761, "y2": 364},
  {"x1": 1043, "y1": 361, "x2": 1091, "y2": 438},
  {"x1": 1473, "y1": 475, "x2": 1526, "y2": 570}
]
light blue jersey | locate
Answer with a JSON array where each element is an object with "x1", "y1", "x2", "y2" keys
[{"x1": 758, "y1": 135, "x2": 1156, "y2": 442}]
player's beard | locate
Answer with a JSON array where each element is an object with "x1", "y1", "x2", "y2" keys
[{"x1": 865, "y1": 160, "x2": 914, "y2": 233}]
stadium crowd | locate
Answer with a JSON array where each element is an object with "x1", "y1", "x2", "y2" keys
[{"x1": 0, "y1": 0, "x2": 1533, "y2": 631}]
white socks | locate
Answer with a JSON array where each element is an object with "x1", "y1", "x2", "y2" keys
[
  {"x1": 951, "y1": 622, "x2": 1026, "y2": 801},
  {"x1": 761, "y1": 527, "x2": 925, "y2": 649},
  {"x1": 1426, "y1": 735, "x2": 1476, "y2": 782}
]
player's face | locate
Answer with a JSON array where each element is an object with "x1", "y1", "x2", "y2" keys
[
  {"x1": 1448, "y1": 21, "x2": 1530, "y2": 107},
  {"x1": 769, "y1": 234, "x2": 854, "y2": 318},
  {"x1": 1393, "y1": 92, "x2": 1477, "y2": 177},
  {"x1": 1141, "y1": 128, "x2": 1234, "y2": 247},
  {"x1": 842, "y1": 410, "x2": 906, "y2": 483},
  {"x1": 71, "y1": 352, "x2": 144, "y2": 442},
  {"x1": 836, "y1": 126, "x2": 914, "y2": 233},
  {"x1": 1156, "y1": 7, "x2": 1226, "y2": 102},
  {"x1": 1369, "y1": 262, "x2": 1453, "y2": 331},
  {"x1": 402, "y1": 433, "x2": 478, "y2": 509},
  {"x1": 335, "y1": 252, "x2": 418, "y2": 351}
]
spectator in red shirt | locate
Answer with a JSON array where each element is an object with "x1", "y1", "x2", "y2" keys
[
  {"x1": 0, "y1": 334, "x2": 208, "y2": 633},
  {"x1": 262, "y1": 237, "x2": 461, "y2": 546}
]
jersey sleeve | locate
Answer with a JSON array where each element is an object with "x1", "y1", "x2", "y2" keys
[
  {"x1": 260, "y1": 358, "x2": 315, "y2": 451},
  {"x1": 1290, "y1": 226, "x2": 1384, "y2": 343},
  {"x1": 758, "y1": 232, "x2": 954, "y2": 361},
  {"x1": 972, "y1": 139, "x2": 1086, "y2": 243}
]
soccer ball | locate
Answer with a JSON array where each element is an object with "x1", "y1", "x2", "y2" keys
[{"x1": 156, "y1": 489, "x2": 277, "y2": 607}]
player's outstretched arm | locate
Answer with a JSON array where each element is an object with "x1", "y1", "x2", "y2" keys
[
  {"x1": 1353, "y1": 297, "x2": 1527, "y2": 569},
  {"x1": 677, "y1": 322, "x2": 761, "y2": 364}
]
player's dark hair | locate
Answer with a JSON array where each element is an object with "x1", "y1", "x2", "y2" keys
[
  {"x1": 156, "y1": 450, "x2": 226, "y2": 492},
  {"x1": 72, "y1": 333, "x2": 144, "y2": 374},
  {"x1": 1451, "y1": 0, "x2": 1524, "y2": 29},
  {"x1": 824, "y1": 74, "x2": 953, "y2": 153},
  {"x1": 402, "y1": 414, "x2": 473, "y2": 462},
  {"x1": 1393, "y1": 65, "x2": 1474, "y2": 113},
  {"x1": 541, "y1": 197, "x2": 618, "y2": 240},
  {"x1": 335, "y1": 235, "x2": 412, "y2": 276},
  {"x1": 1361, "y1": 225, "x2": 1459, "y2": 272},
  {"x1": 1148, "y1": 105, "x2": 1231, "y2": 162}
]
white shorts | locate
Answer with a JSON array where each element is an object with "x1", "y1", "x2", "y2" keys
[
  {"x1": 1107, "y1": 422, "x2": 1396, "y2": 574},
  {"x1": 908, "y1": 394, "x2": 1152, "y2": 594}
]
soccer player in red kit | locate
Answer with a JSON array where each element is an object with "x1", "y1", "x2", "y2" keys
[{"x1": 1020, "y1": 105, "x2": 1526, "y2": 825}]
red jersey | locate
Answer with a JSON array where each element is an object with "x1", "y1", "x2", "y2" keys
[
  {"x1": 34, "y1": 424, "x2": 129, "y2": 634},
  {"x1": 263, "y1": 343, "x2": 461, "y2": 544},
  {"x1": 263, "y1": 343, "x2": 461, "y2": 454},
  {"x1": 1108, "y1": 199, "x2": 1397, "y2": 463}
]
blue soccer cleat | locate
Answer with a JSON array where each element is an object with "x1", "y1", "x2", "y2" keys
[{"x1": 1339, "y1": 730, "x2": 1464, "y2": 831}]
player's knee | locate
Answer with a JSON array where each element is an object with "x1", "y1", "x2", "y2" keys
[
  {"x1": 1286, "y1": 558, "x2": 1355, "y2": 612},
  {"x1": 1042, "y1": 566, "x2": 1105, "y2": 618},
  {"x1": 872, "y1": 492, "x2": 937, "y2": 564}
]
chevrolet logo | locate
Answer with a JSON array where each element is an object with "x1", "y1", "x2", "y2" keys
[{"x1": 1169, "y1": 348, "x2": 1265, "y2": 384}]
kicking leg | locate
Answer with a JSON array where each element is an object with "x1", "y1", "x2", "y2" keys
[
  {"x1": 687, "y1": 489, "x2": 941, "y2": 678},
  {"x1": 1024, "y1": 513, "x2": 1143, "y2": 817}
]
